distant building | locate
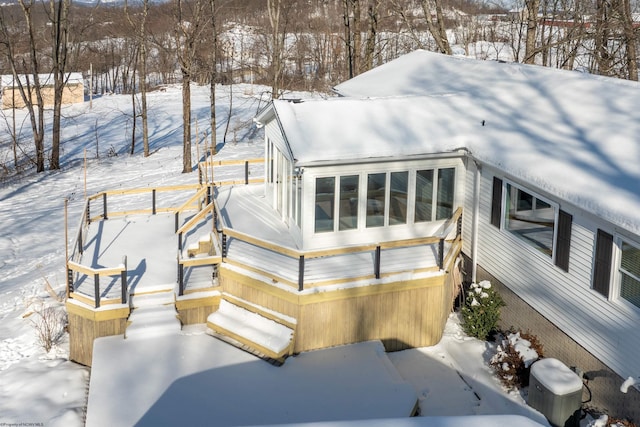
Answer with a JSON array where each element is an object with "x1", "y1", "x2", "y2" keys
[{"x1": 1, "y1": 73, "x2": 84, "y2": 109}]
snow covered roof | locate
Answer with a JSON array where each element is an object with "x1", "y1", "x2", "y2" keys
[
  {"x1": 0, "y1": 72, "x2": 83, "y2": 88},
  {"x1": 266, "y1": 50, "x2": 640, "y2": 236}
]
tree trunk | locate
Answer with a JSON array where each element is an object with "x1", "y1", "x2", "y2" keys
[
  {"x1": 421, "y1": 0, "x2": 452, "y2": 55},
  {"x1": 620, "y1": 0, "x2": 638, "y2": 80},
  {"x1": 182, "y1": 71, "x2": 192, "y2": 173},
  {"x1": 209, "y1": 0, "x2": 218, "y2": 156},
  {"x1": 524, "y1": 0, "x2": 539, "y2": 64}
]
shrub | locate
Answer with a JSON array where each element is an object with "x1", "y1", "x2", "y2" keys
[
  {"x1": 490, "y1": 330, "x2": 544, "y2": 389},
  {"x1": 31, "y1": 306, "x2": 67, "y2": 353},
  {"x1": 460, "y1": 280, "x2": 505, "y2": 340}
]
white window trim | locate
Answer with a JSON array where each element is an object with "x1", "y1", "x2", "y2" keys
[
  {"x1": 500, "y1": 180, "x2": 560, "y2": 264},
  {"x1": 611, "y1": 235, "x2": 640, "y2": 312}
]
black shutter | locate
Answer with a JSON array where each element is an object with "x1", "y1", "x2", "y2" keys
[
  {"x1": 554, "y1": 210, "x2": 572, "y2": 272},
  {"x1": 490, "y1": 177, "x2": 503, "y2": 228},
  {"x1": 592, "y1": 229, "x2": 613, "y2": 297}
]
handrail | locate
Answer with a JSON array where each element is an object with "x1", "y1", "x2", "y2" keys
[
  {"x1": 177, "y1": 202, "x2": 214, "y2": 236},
  {"x1": 174, "y1": 185, "x2": 210, "y2": 216},
  {"x1": 67, "y1": 256, "x2": 127, "y2": 308},
  {"x1": 216, "y1": 203, "x2": 464, "y2": 291}
]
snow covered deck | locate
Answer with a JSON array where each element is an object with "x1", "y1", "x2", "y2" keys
[
  {"x1": 71, "y1": 212, "x2": 216, "y2": 305},
  {"x1": 216, "y1": 184, "x2": 455, "y2": 291}
]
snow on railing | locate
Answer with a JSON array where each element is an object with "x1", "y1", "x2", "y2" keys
[{"x1": 67, "y1": 256, "x2": 127, "y2": 308}]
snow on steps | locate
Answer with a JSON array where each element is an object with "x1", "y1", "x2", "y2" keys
[
  {"x1": 126, "y1": 286, "x2": 181, "y2": 339},
  {"x1": 186, "y1": 233, "x2": 214, "y2": 258},
  {"x1": 207, "y1": 294, "x2": 296, "y2": 364}
]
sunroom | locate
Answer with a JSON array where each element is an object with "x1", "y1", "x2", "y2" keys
[{"x1": 208, "y1": 96, "x2": 467, "y2": 355}]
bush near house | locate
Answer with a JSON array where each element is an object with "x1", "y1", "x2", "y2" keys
[
  {"x1": 460, "y1": 280, "x2": 505, "y2": 340},
  {"x1": 490, "y1": 329, "x2": 544, "y2": 389}
]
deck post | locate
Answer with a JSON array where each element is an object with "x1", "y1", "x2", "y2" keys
[
  {"x1": 245, "y1": 161, "x2": 249, "y2": 185},
  {"x1": 102, "y1": 193, "x2": 107, "y2": 220},
  {"x1": 207, "y1": 185, "x2": 211, "y2": 205},
  {"x1": 86, "y1": 200, "x2": 91, "y2": 224},
  {"x1": 175, "y1": 212, "x2": 179, "y2": 233},
  {"x1": 438, "y1": 238, "x2": 445, "y2": 270},
  {"x1": 178, "y1": 262, "x2": 184, "y2": 296},
  {"x1": 152, "y1": 189, "x2": 157, "y2": 215},
  {"x1": 213, "y1": 207, "x2": 218, "y2": 231},
  {"x1": 94, "y1": 273, "x2": 100, "y2": 308},
  {"x1": 78, "y1": 228, "x2": 83, "y2": 255},
  {"x1": 457, "y1": 214, "x2": 462, "y2": 238},
  {"x1": 178, "y1": 232, "x2": 183, "y2": 252},
  {"x1": 298, "y1": 255, "x2": 305, "y2": 291},
  {"x1": 374, "y1": 245, "x2": 381, "y2": 279},
  {"x1": 121, "y1": 256, "x2": 128, "y2": 304}
]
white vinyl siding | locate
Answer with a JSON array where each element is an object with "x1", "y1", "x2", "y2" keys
[{"x1": 463, "y1": 164, "x2": 640, "y2": 385}]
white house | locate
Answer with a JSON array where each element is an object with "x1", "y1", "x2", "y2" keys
[{"x1": 252, "y1": 50, "x2": 640, "y2": 415}]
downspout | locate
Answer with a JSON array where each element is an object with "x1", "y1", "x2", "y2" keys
[{"x1": 471, "y1": 159, "x2": 481, "y2": 284}]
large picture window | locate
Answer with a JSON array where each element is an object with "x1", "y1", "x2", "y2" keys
[
  {"x1": 620, "y1": 240, "x2": 640, "y2": 309},
  {"x1": 313, "y1": 166, "x2": 458, "y2": 234}
]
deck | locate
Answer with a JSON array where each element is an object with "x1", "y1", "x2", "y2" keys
[
  {"x1": 68, "y1": 181, "x2": 458, "y2": 307},
  {"x1": 71, "y1": 212, "x2": 216, "y2": 304}
]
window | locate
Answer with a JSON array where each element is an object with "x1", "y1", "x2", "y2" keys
[
  {"x1": 339, "y1": 175, "x2": 359, "y2": 230},
  {"x1": 620, "y1": 240, "x2": 640, "y2": 309},
  {"x1": 315, "y1": 177, "x2": 335, "y2": 233},
  {"x1": 415, "y1": 167, "x2": 455, "y2": 222},
  {"x1": 415, "y1": 170, "x2": 434, "y2": 223},
  {"x1": 389, "y1": 172, "x2": 408, "y2": 225},
  {"x1": 504, "y1": 183, "x2": 557, "y2": 257},
  {"x1": 366, "y1": 173, "x2": 386, "y2": 228},
  {"x1": 436, "y1": 168, "x2": 455, "y2": 220},
  {"x1": 491, "y1": 179, "x2": 572, "y2": 271}
]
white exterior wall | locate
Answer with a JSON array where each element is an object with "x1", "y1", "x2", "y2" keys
[
  {"x1": 301, "y1": 157, "x2": 466, "y2": 251},
  {"x1": 462, "y1": 161, "x2": 640, "y2": 382},
  {"x1": 264, "y1": 120, "x2": 302, "y2": 248}
]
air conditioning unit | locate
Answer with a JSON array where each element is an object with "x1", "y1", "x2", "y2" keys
[{"x1": 528, "y1": 358, "x2": 583, "y2": 427}]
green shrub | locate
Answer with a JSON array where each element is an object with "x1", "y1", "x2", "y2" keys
[{"x1": 460, "y1": 280, "x2": 505, "y2": 340}]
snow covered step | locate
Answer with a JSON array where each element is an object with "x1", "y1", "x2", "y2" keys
[
  {"x1": 186, "y1": 233, "x2": 214, "y2": 258},
  {"x1": 126, "y1": 304, "x2": 181, "y2": 339},
  {"x1": 207, "y1": 296, "x2": 296, "y2": 362},
  {"x1": 130, "y1": 290, "x2": 175, "y2": 308}
]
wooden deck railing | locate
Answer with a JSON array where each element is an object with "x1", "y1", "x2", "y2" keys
[
  {"x1": 214, "y1": 203, "x2": 463, "y2": 292},
  {"x1": 67, "y1": 256, "x2": 127, "y2": 308},
  {"x1": 198, "y1": 158, "x2": 264, "y2": 187}
]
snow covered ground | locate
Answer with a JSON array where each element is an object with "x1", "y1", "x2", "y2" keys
[{"x1": 0, "y1": 82, "x2": 591, "y2": 426}]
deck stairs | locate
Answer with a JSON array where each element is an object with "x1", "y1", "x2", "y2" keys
[
  {"x1": 207, "y1": 293, "x2": 297, "y2": 365},
  {"x1": 125, "y1": 284, "x2": 181, "y2": 339},
  {"x1": 186, "y1": 232, "x2": 215, "y2": 258}
]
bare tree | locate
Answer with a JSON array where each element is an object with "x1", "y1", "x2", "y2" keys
[
  {"x1": 125, "y1": 0, "x2": 151, "y2": 156},
  {"x1": 49, "y1": 0, "x2": 71, "y2": 170},
  {"x1": 174, "y1": 0, "x2": 208, "y2": 173},
  {"x1": 0, "y1": 0, "x2": 46, "y2": 172},
  {"x1": 524, "y1": 0, "x2": 539, "y2": 64},
  {"x1": 421, "y1": 0, "x2": 452, "y2": 55}
]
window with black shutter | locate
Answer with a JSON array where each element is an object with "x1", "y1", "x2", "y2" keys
[
  {"x1": 592, "y1": 229, "x2": 613, "y2": 298},
  {"x1": 555, "y1": 210, "x2": 572, "y2": 272},
  {"x1": 491, "y1": 177, "x2": 502, "y2": 228}
]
